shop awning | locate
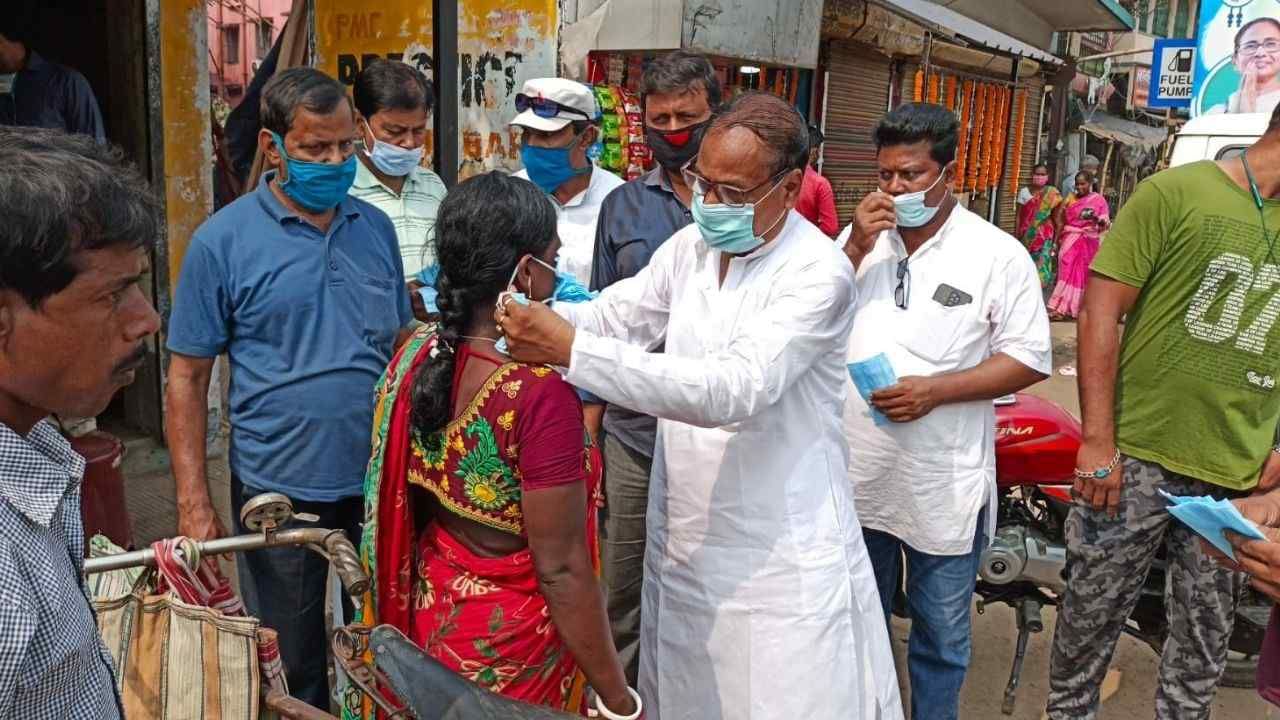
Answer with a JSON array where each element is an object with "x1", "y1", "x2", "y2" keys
[
  {"x1": 874, "y1": 0, "x2": 1062, "y2": 66},
  {"x1": 910, "y1": 0, "x2": 1134, "y2": 51},
  {"x1": 1079, "y1": 111, "x2": 1168, "y2": 150}
]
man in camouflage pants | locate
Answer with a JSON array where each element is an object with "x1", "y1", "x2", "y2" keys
[{"x1": 1048, "y1": 104, "x2": 1280, "y2": 719}]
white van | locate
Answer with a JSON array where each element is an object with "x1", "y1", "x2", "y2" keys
[{"x1": 1168, "y1": 112, "x2": 1271, "y2": 167}]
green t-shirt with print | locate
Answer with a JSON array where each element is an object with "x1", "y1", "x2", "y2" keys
[{"x1": 1093, "y1": 160, "x2": 1280, "y2": 490}]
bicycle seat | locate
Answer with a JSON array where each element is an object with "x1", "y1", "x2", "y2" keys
[{"x1": 368, "y1": 624, "x2": 579, "y2": 720}]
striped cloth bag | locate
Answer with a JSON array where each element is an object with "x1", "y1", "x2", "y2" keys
[{"x1": 92, "y1": 537, "x2": 285, "y2": 719}]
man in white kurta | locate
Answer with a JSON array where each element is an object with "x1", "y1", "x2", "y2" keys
[{"x1": 497, "y1": 92, "x2": 902, "y2": 720}]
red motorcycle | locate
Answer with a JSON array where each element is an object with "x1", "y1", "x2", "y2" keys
[{"x1": 978, "y1": 393, "x2": 1269, "y2": 714}]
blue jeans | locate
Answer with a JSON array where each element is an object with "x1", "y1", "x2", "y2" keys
[
  {"x1": 863, "y1": 515, "x2": 985, "y2": 720},
  {"x1": 231, "y1": 475, "x2": 364, "y2": 710}
]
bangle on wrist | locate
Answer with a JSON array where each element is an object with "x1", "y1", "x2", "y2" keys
[{"x1": 595, "y1": 688, "x2": 642, "y2": 720}]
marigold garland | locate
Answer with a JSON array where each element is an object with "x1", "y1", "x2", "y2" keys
[
  {"x1": 927, "y1": 73, "x2": 940, "y2": 104},
  {"x1": 982, "y1": 85, "x2": 1001, "y2": 191},
  {"x1": 914, "y1": 69, "x2": 924, "y2": 103},
  {"x1": 1008, "y1": 89, "x2": 1029, "y2": 195},
  {"x1": 955, "y1": 80, "x2": 975, "y2": 188},
  {"x1": 966, "y1": 84, "x2": 987, "y2": 192},
  {"x1": 945, "y1": 76, "x2": 958, "y2": 110},
  {"x1": 989, "y1": 86, "x2": 1009, "y2": 190}
]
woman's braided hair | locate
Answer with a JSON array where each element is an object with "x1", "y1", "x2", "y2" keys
[{"x1": 409, "y1": 171, "x2": 557, "y2": 440}]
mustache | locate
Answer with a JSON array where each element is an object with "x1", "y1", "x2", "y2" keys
[{"x1": 113, "y1": 345, "x2": 149, "y2": 374}]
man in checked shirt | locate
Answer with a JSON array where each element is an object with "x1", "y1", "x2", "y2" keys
[{"x1": 0, "y1": 126, "x2": 161, "y2": 717}]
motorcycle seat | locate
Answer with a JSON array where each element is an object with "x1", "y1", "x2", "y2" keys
[{"x1": 369, "y1": 624, "x2": 580, "y2": 720}]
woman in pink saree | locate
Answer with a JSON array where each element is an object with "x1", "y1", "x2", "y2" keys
[{"x1": 1047, "y1": 171, "x2": 1110, "y2": 320}]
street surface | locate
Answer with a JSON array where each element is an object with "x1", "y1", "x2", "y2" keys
[{"x1": 123, "y1": 323, "x2": 1274, "y2": 717}]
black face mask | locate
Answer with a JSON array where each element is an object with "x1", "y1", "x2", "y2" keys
[{"x1": 645, "y1": 118, "x2": 712, "y2": 171}]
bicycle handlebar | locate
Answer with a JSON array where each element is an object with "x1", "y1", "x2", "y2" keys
[{"x1": 83, "y1": 528, "x2": 372, "y2": 599}]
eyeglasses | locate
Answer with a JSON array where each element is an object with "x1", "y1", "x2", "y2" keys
[
  {"x1": 515, "y1": 93, "x2": 592, "y2": 121},
  {"x1": 682, "y1": 161, "x2": 790, "y2": 209},
  {"x1": 1240, "y1": 40, "x2": 1280, "y2": 57},
  {"x1": 895, "y1": 258, "x2": 911, "y2": 310}
]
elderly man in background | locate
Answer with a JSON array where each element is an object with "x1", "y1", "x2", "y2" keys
[
  {"x1": 840, "y1": 103, "x2": 1051, "y2": 720},
  {"x1": 0, "y1": 127, "x2": 162, "y2": 717},
  {"x1": 497, "y1": 91, "x2": 903, "y2": 720},
  {"x1": 512, "y1": 77, "x2": 624, "y2": 287},
  {"x1": 587, "y1": 49, "x2": 720, "y2": 685},
  {"x1": 166, "y1": 67, "x2": 413, "y2": 708}
]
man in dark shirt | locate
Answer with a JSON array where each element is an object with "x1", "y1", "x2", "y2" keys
[
  {"x1": 0, "y1": 18, "x2": 106, "y2": 142},
  {"x1": 588, "y1": 50, "x2": 720, "y2": 685}
]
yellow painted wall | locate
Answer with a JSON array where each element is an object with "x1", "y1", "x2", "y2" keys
[
  {"x1": 314, "y1": 0, "x2": 558, "y2": 178},
  {"x1": 160, "y1": 0, "x2": 214, "y2": 294}
]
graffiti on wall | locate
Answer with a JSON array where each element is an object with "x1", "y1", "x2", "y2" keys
[{"x1": 314, "y1": 0, "x2": 558, "y2": 177}]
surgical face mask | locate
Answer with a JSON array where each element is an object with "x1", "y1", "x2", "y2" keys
[
  {"x1": 887, "y1": 168, "x2": 949, "y2": 228},
  {"x1": 270, "y1": 131, "x2": 357, "y2": 212},
  {"x1": 690, "y1": 177, "x2": 788, "y2": 255},
  {"x1": 645, "y1": 119, "x2": 711, "y2": 172},
  {"x1": 494, "y1": 253, "x2": 588, "y2": 353},
  {"x1": 1031, "y1": 173, "x2": 1050, "y2": 186},
  {"x1": 363, "y1": 123, "x2": 425, "y2": 177},
  {"x1": 520, "y1": 132, "x2": 591, "y2": 194}
]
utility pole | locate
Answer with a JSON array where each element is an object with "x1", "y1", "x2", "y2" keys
[{"x1": 432, "y1": 0, "x2": 459, "y2": 188}]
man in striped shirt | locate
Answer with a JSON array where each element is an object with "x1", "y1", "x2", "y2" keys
[{"x1": 348, "y1": 59, "x2": 447, "y2": 282}]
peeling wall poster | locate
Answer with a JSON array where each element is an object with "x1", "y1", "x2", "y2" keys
[{"x1": 314, "y1": 0, "x2": 559, "y2": 177}]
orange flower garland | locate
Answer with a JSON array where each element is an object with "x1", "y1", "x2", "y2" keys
[
  {"x1": 989, "y1": 87, "x2": 1009, "y2": 190},
  {"x1": 983, "y1": 85, "x2": 1001, "y2": 191},
  {"x1": 955, "y1": 80, "x2": 975, "y2": 180},
  {"x1": 966, "y1": 84, "x2": 987, "y2": 192},
  {"x1": 914, "y1": 69, "x2": 924, "y2": 103},
  {"x1": 927, "y1": 73, "x2": 940, "y2": 104},
  {"x1": 945, "y1": 76, "x2": 958, "y2": 110},
  {"x1": 1008, "y1": 89, "x2": 1028, "y2": 195}
]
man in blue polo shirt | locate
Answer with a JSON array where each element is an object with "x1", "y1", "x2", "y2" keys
[{"x1": 165, "y1": 67, "x2": 412, "y2": 709}]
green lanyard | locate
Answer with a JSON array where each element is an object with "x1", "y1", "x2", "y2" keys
[{"x1": 1242, "y1": 150, "x2": 1279, "y2": 267}]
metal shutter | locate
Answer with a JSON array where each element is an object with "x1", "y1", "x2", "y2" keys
[{"x1": 822, "y1": 41, "x2": 893, "y2": 231}]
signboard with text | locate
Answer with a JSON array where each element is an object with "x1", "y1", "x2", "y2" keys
[
  {"x1": 1191, "y1": 0, "x2": 1280, "y2": 116},
  {"x1": 313, "y1": 0, "x2": 559, "y2": 177},
  {"x1": 1150, "y1": 38, "x2": 1196, "y2": 108}
]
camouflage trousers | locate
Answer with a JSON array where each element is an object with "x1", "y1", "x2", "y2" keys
[{"x1": 1046, "y1": 456, "x2": 1247, "y2": 720}]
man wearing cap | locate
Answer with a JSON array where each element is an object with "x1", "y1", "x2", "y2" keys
[{"x1": 511, "y1": 78, "x2": 624, "y2": 287}]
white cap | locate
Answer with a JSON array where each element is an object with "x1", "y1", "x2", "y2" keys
[{"x1": 509, "y1": 78, "x2": 599, "y2": 132}]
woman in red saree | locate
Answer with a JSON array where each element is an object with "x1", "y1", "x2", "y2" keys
[
  {"x1": 1016, "y1": 164, "x2": 1062, "y2": 289},
  {"x1": 1048, "y1": 171, "x2": 1111, "y2": 320},
  {"x1": 348, "y1": 172, "x2": 636, "y2": 719}
]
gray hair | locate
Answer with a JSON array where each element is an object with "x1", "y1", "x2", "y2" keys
[
  {"x1": 0, "y1": 127, "x2": 160, "y2": 307},
  {"x1": 261, "y1": 67, "x2": 352, "y2": 137},
  {"x1": 642, "y1": 51, "x2": 723, "y2": 109}
]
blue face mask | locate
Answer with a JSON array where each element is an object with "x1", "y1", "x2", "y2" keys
[
  {"x1": 364, "y1": 135, "x2": 425, "y2": 177},
  {"x1": 888, "y1": 167, "x2": 949, "y2": 228},
  {"x1": 690, "y1": 177, "x2": 788, "y2": 255},
  {"x1": 520, "y1": 134, "x2": 591, "y2": 195},
  {"x1": 270, "y1": 131, "x2": 358, "y2": 212}
]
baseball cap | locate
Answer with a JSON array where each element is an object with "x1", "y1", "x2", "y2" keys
[{"x1": 510, "y1": 78, "x2": 599, "y2": 132}]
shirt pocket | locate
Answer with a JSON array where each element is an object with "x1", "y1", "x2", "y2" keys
[
  {"x1": 358, "y1": 274, "x2": 399, "y2": 349},
  {"x1": 898, "y1": 302, "x2": 984, "y2": 366}
]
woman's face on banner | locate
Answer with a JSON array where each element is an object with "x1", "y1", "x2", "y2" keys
[{"x1": 1236, "y1": 21, "x2": 1280, "y2": 83}]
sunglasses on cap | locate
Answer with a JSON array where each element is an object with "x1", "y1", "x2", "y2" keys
[{"x1": 515, "y1": 93, "x2": 593, "y2": 121}]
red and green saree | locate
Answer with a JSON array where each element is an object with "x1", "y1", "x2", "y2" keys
[{"x1": 346, "y1": 327, "x2": 602, "y2": 719}]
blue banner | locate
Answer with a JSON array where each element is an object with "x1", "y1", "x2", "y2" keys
[{"x1": 1190, "y1": 0, "x2": 1280, "y2": 116}]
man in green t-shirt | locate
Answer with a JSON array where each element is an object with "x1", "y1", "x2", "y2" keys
[{"x1": 1047, "y1": 105, "x2": 1280, "y2": 719}]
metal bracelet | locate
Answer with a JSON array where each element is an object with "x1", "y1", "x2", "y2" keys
[{"x1": 1073, "y1": 448, "x2": 1121, "y2": 480}]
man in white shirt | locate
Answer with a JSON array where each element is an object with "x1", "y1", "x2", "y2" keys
[
  {"x1": 511, "y1": 78, "x2": 624, "y2": 286},
  {"x1": 839, "y1": 103, "x2": 1052, "y2": 720},
  {"x1": 497, "y1": 91, "x2": 903, "y2": 720}
]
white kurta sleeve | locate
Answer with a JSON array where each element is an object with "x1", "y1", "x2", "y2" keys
[
  {"x1": 989, "y1": 251, "x2": 1053, "y2": 375},
  {"x1": 555, "y1": 236, "x2": 677, "y2": 352},
  {"x1": 565, "y1": 255, "x2": 856, "y2": 429}
]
